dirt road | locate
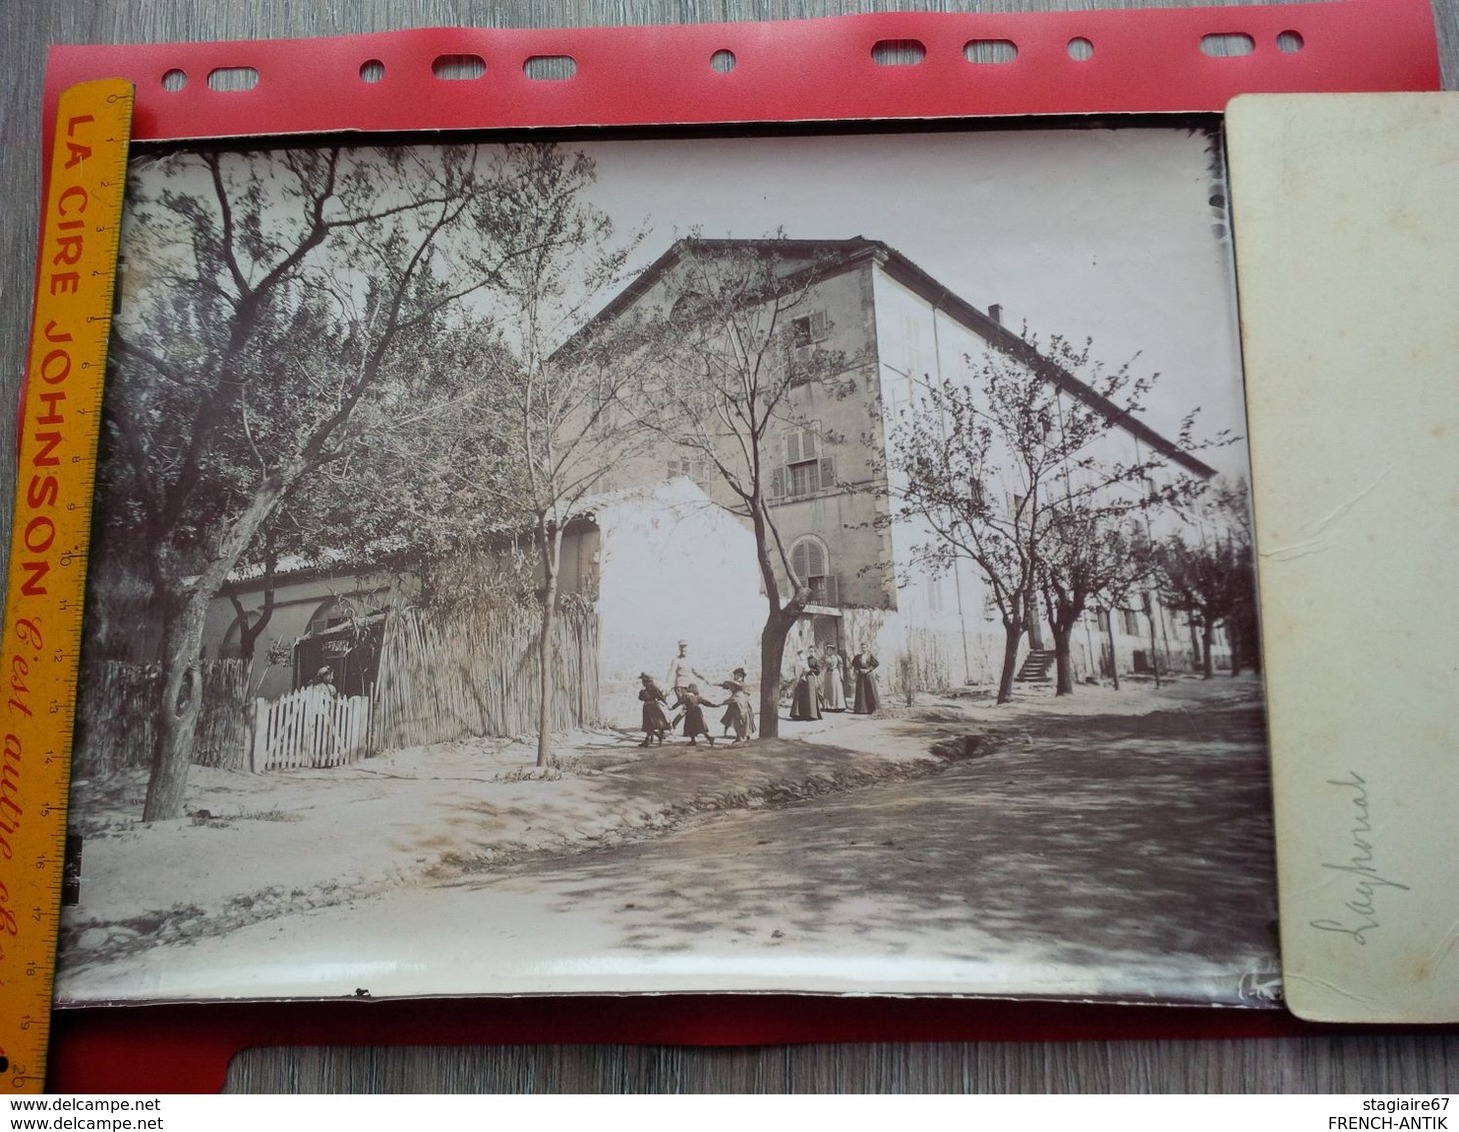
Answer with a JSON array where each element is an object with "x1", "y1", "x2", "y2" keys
[{"x1": 60, "y1": 702, "x2": 1278, "y2": 1004}]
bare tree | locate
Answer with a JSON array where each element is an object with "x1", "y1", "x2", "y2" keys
[
  {"x1": 1156, "y1": 478, "x2": 1258, "y2": 679},
  {"x1": 889, "y1": 373, "x2": 1037, "y2": 705},
  {"x1": 623, "y1": 238, "x2": 854, "y2": 738},
  {"x1": 1087, "y1": 523, "x2": 1158, "y2": 691},
  {"x1": 1211, "y1": 477, "x2": 1261, "y2": 676},
  {"x1": 463, "y1": 145, "x2": 646, "y2": 767},
  {"x1": 891, "y1": 334, "x2": 1212, "y2": 701}
]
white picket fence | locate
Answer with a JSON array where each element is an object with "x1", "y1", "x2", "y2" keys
[{"x1": 250, "y1": 686, "x2": 373, "y2": 772}]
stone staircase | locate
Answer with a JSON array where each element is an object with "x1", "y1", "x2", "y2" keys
[{"x1": 1014, "y1": 648, "x2": 1057, "y2": 684}]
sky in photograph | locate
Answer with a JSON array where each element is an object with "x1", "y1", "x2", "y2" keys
[{"x1": 573, "y1": 126, "x2": 1251, "y2": 479}]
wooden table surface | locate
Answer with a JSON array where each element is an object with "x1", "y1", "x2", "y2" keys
[{"x1": 3, "y1": 0, "x2": 1456, "y2": 1094}]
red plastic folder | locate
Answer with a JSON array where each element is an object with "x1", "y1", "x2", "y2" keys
[
  {"x1": 31, "y1": 0, "x2": 1442, "y2": 1093},
  {"x1": 44, "y1": 3, "x2": 1439, "y2": 145}
]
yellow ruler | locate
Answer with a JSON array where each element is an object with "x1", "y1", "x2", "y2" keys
[{"x1": 1, "y1": 77, "x2": 132, "y2": 1094}]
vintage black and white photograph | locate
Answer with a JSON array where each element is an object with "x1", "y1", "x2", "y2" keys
[{"x1": 57, "y1": 124, "x2": 1277, "y2": 1004}]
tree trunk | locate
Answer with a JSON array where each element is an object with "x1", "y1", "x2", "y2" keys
[
  {"x1": 1147, "y1": 597, "x2": 1162, "y2": 689},
  {"x1": 757, "y1": 609, "x2": 795, "y2": 740},
  {"x1": 1201, "y1": 616, "x2": 1214, "y2": 679},
  {"x1": 536, "y1": 524, "x2": 563, "y2": 768},
  {"x1": 1105, "y1": 613, "x2": 1120, "y2": 691},
  {"x1": 746, "y1": 493, "x2": 804, "y2": 741},
  {"x1": 1025, "y1": 585, "x2": 1045, "y2": 650},
  {"x1": 996, "y1": 620, "x2": 1022, "y2": 705},
  {"x1": 142, "y1": 592, "x2": 211, "y2": 822},
  {"x1": 1051, "y1": 622, "x2": 1075, "y2": 696},
  {"x1": 143, "y1": 479, "x2": 288, "y2": 821}
]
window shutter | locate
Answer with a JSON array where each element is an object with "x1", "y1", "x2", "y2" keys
[
  {"x1": 811, "y1": 310, "x2": 828, "y2": 340},
  {"x1": 791, "y1": 541, "x2": 809, "y2": 582},
  {"x1": 819, "y1": 455, "x2": 835, "y2": 491},
  {"x1": 770, "y1": 466, "x2": 785, "y2": 499},
  {"x1": 785, "y1": 431, "x2": 801, "y2": 464},
  {"x1": 667, "y1": 459, "x2": 680, "y2": 480},
  {"x1": 806, "y1": 541, "x2": 825, "y2": 577},
  {"x1": 824, "y1": 574, "x2": 840, "y2": 607}
]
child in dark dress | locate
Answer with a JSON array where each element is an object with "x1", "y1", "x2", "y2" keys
[
  {"x1": 674, "y1": 683, "x2": 718, "y2": 747},
  {"x1": 718, "y1": 679, "x2": 754, "y2": 743},
  {"x1": 637, "y1": 673, "x2": 671, "y2": 747}
]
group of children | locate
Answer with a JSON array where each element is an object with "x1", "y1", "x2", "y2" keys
[
  {"x1": 636, "y1": 639, "x2": 881, "y2": 749},
  {"x1": 637, "y1": 666, "x2": 755, "y2": 748}
]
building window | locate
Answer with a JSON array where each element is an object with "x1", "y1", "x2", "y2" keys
[
  {"x1": 788, "y1": 458, "x2": 819, "y2": 497},
  {"x1": 925, "y1": 570, "x2": 944, "y2": 612},
  {"x1": 774, "y1": 427, "x2": 836, "y2": 501},
  {"x1": 790, "y1": 536, "x2": 839, "y2": 606},
  {"x1": 791, "y1": 310, "x2": 828, "y2": 349},
  {"x1": 1096, "y1": 608, "x2": 1110, "y2": 633},
  {"x1": 1121, "y1": 608, "x2": 1141, "y2": 636},
  {"x1": 667, "y1": 449, "x2": 709, "y2": 484},
  {"x1": 786, "y1": 311, "x2": 829, "y2": 386}
]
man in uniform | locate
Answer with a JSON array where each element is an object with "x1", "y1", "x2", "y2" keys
[{"x1": 666, "y1": 639, "x2": 708, "y2": 700}]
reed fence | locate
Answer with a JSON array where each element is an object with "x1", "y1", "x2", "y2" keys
[
  {"x1": 74, "y1": 659, "x2": 251, "y2": 777},
  {"x1": 372, "y1": 601, "x2": 600, "y2": 749}
]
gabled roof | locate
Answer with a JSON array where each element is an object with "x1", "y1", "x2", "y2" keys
[
  {"x1": 579, "y1": 236, "x2": 883, "y2": 334},
  {"x1": 582, "y1": 235, "x2": 1217, "y2": 479}
]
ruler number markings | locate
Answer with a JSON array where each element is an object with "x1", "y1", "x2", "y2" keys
[{"x1": 0, "y1": 78, "x2": 133, "y2": 1094}]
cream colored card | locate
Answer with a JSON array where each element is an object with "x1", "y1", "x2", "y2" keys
[{"x1": 1227, "y1": 93, "x2": 1459, "y2": 1023}]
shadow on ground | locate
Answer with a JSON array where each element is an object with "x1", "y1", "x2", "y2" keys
[{"x1": 448, "y1": 704, "x2": 1278, "y2": 980}]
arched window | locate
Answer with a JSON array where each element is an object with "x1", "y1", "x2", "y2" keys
[
  {"x1": 790, "y1": 536, "x2": 837, "y2": 606},
  {"x1": 307, "y1": 598, "x2": 351, "y2": 637}
]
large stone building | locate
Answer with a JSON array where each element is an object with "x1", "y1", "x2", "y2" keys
[
  {"x1": 204, "y1": 236, "x2": 1230, "y2": 719},
  {"x1": 583, "y1": 236, "x2": 1226, "y2": 689}
]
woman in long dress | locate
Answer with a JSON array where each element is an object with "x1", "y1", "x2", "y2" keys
[
  {"x1": 820, "y1": 646, "x2": 847, "y2": 712},
  {"x1": 790, "y1": 650, "x2": 823, "y2": 721},
  {"x1": 851, "y1": 645, "x2": 880, "y2": 715}
]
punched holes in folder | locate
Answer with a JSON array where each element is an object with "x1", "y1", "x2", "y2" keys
[
  {"x1": 207, "y1": 67, "x2": 259, "y2": 92},
  {"x1": 872, "y1": 40, "x2": 926, "y2": 67},
  {"x1": 524, "y1": 56, "x2": 577, "y2": 81},
  {"x1": 1201, "y1": 34, "x2": 1256, "y2": 58},
  {"x1": 432, "y1": 54, "x2": 486, "y2": 81},
  {"x1": 150, "y1": 17, "x2": 1318, "y2": 108},
  {"x1": 964, "y1": 40, "x2": 1018, "y2": 65}
]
